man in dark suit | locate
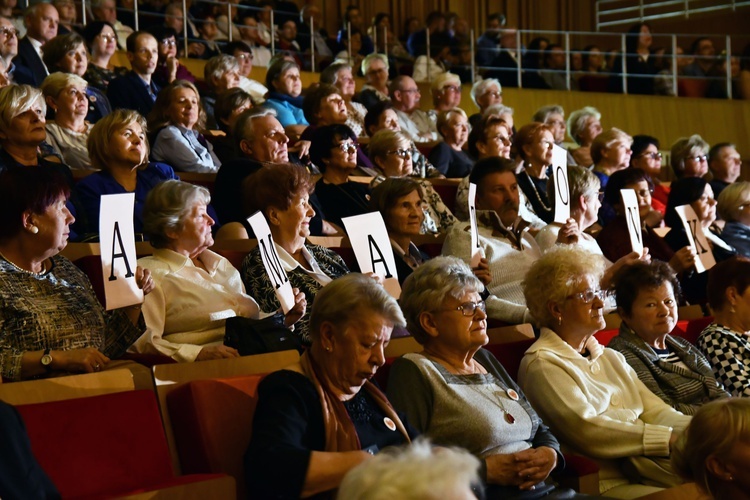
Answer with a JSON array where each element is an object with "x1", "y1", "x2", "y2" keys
[
  {"x1": 12, "y1": 3, "x2": 58, "y2": 86},
  {"x1": 107, "y1": 31, "x2": 160, "y2": 117}
]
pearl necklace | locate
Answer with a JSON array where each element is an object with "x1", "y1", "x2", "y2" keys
[
  {"x1": 521, "y1": 168, "x2": 551, "y2": 212},
  {"x1": 0, "y1": 251, "x2": 47, "y2": 276}
]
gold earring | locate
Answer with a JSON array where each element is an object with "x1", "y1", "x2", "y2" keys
[
  {"x1": 558, "y1": 316, "x2": 562, "y2": 326},
  {"x1": 29, "y1": 225, "x2": 39, "y2": 234}
]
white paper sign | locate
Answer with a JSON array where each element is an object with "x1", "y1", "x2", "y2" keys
[
  {"x1": 468, "y1": 182, "x2": 482, "y2": 267},
  {"x1": 552, "y1": 145, "x2": 570, "y2": 223},
  {"x1": 341, "y1": 212, "x2": 401, "y2": 298},
  {"x1": 674, "y1": 205, "x2": 716, "y2": 273},
  {"x1": 620, "y1": 189, "x2": 644, "y2": 255},
  {"x1": 99, "y1": 193, "x2": 143, "y2": 310},
  {"x1": 247, "y1": 211, "x2": 296, "y2": 313}
]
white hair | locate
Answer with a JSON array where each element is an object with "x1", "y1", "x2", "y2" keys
[{"x1": 470, "y1": 78, "x2": 501, "y2": 107}]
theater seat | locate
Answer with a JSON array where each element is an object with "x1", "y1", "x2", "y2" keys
[
  {"x1": 16, "y1": 390, "x2": 234, "y2": 499},
  {"x1": 483, "y1": 338, "x2": 535, "y2": 381},
  {"x1": 167, "y1": 375, "x2": 264, "y2": 499}
]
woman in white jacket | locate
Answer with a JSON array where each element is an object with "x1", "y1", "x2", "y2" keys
[{"x1": 518, "y1": 246, "x2": 691, "y2": 499}]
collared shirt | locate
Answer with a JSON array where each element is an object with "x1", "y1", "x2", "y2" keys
[
  {"x1": 28, "y1": 36, "x2": 48, "y2": 74},
  {"x1": 390, "y1": 239, "x2": 425, "y2": 271},
  {"x1": 395, "y1": 108, "x2": 438, "y2": 143},
  {"x1": 135, "y1": 72, "x2": 158, "y2": 102},
  {"x1": 275, "y1": 242, "x2": 332, "y2": 287},
  {"x1": 151, "y1": 125, "x2": 220, "y2": 173}
]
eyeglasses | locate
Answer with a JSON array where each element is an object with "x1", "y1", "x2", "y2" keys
[
  {"x1": 691, "y1": 155, "x2": 708, "y2": 162},
  {"x1": 490, "y1": 135, "x2": 511, "y2": 146},
  {"x1": 160, "y1": 39, "x2": 177, "y2": 46},
  {"x1": 236, "y1": 53, "x2": 254, "y2": 60},
  {"x1": 0, "y1": 27, "x2": 18, "y2": 38},
  {"x1": 98, "y1": 33, "x2": 116, "y2": 42},
  {"x1": 400, "y1": 88, "x2": 420, "y2": 94},
  {"x1": 442, "y1": 85, "x2": 460, "y2": 93},
  {"x1": 387, "y1": 149, "x2": 411, "y2": 158},
  {"x1": 566, "y1": 289, "x2": 611, "y2": 304},
  {"x1": 634, "y1": 188, "x2": 653, "y2": 199},
  {"x1": 639, "y1": 152, "x2": 662, "y2": 160},
  {"x1": 541, "y1": 139, "x2": 555, "y2": 149},
  {"x1": 484, "y1": 90, "x2": 502, "y2": 98},
  {"x1": 338, "y1": 142, "x2": 358, "y2": 154},
  {"x1": 439, "y1": 300, "x2": 486, "y2": 317}
]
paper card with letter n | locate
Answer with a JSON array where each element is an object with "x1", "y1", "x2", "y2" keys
[
  {"x1": 552, "y1": 145, "x2": 571, "y2": 223},
  {"x1": 674, "y1": 204, "x2": 716, "y2": 273},
  {"x1": 620, "y1": 189, "x2": 644, "y2": 255},
  {"x1": 99, "y1": 193, "x2": 143, "y2": 310},
  {"x1": 468, "y1": 182, "x2": 482, "y2": 267},
  {"x1": 341, "y1": 212, "x2": 401, "y2": 298},
  {"x1": 247, "y1": 211, "x2": 296, "y2": 313}
]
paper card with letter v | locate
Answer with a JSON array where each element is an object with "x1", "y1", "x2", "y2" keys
[
  {"x1": 341, "y1": 211, "x2": 401, "y2": 298},
  {"x1": 99, "y1": 193, "x2": 143, "y2": 310}
]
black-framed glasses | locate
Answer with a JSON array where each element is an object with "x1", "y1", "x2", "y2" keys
[
  {"x1": 387, "y1": 149, "x2": 410, "y2": 159},
  {"x1": 640, "y1": 152, "x2": 662, "y2": 160},
  {"x1": 338, "y1": 142, "x2": 358, "y2": 154},
  {"x1": 439, "y1": 300, "x2": 486, "y2": 317},
  {"x1": 691, "y1": 155, "x2": 708, "y2": 162},
  {"x1": 236, "y1": 53, "x2": 254, "y2": 60},
  {"x1": 160, "y1": 39, "x2": 177, "y2": 46},
  {"x1": 98, "y1": 33, "x2": 116, "y2": 42},
  {"x1": 566, "y1": 289, "x2": 611, "y2": 304}
]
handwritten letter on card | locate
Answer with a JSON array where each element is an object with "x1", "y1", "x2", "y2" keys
[
  {"x1": 674, "y1": 204, "x2": 716, "y2": 273},
  {"x1": 247, "y1": 211, "x2": 296, "y2": 312},
  {"x1": 99, "y1": 193, "x2": 142, "y2": 310},
  {"x1": 342, "y1": 212, "x2": 401, "y2": 298}
]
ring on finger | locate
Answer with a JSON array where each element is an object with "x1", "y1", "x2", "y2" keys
[{"x1": 94, "y1": 363, "x2": 101, "y2": 371}]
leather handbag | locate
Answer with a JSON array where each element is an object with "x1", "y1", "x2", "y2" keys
[{"x1": 224, "y1": 313, "x2": 302, "y2": 356}]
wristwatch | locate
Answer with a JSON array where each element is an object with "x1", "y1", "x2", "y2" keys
[{"x1": 41, "y1": 348, "x2": 53, "y2": 371}]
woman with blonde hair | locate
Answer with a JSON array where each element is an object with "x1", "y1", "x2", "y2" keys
[
  {"x1": 74, "y1": 109, "x2": 178, "y2": 238},
  {"x1": 148, "y1": 80, "x2": 221, "y2": 173},
  {"x1": 428, "y1": 108, "x2": 472, "y2": 178},
  {"x1": 672, "y1": 398, "x2": 750, "y2": 499},
  {"x1": 717, "y1": 181, "x2": 750, "y2": 257},
  {"x1": 519, "y1": 246, "x2": 691, "y2": 497},
  {"x1": 41, "y1": 72, "x2": 94, "y2": 170},
  {"x1": 358, "y1": 53, "x2": 390, "y2": 109},
  {"x1": 590, "y1": 127, "x2": 633, "y2": 189}
]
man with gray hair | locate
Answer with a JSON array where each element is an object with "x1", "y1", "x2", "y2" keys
[
  {"x1": 389, "y1": 75, "x2": 438, "y2": 143},
  {"x1": 213, "y1": 108, "x2": 332, "y2": 235},
  {"x1": 12, "y1": 3, "x2": 57, "y2": 86}
]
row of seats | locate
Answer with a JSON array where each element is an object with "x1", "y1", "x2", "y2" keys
[{"x1": 1, "y1": 304, "x2": 712, "y2": 498}]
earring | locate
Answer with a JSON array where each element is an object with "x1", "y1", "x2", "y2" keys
[
  {"x1": 325, "y1": 346, "x2": 332, "y2": 352},
  {"x1": 558, "y1": 316, "x2": 562, "y2": 326},
  {"x1": 29, "y1": 225, "x2": 39, "y2": 234}
]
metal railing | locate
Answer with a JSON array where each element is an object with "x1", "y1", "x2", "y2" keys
[
  {"x1": 72, "y1": 1, "x2": 748, "y2": 99},
  {"x1": 596, "y1": 0, "x2": 750, "y2": 30}
]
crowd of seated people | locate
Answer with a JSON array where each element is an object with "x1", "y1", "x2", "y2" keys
[{"x1": 1, "y1": 3, "x2": 750, "y2": 499}]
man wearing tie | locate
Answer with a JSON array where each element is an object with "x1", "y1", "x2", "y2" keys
[
  {"x1": 107, "y1": 31, "x2": 161, "y2": 117},
  {"x1": 13, "y1": 3, "x2": 58, "y2": 86}
]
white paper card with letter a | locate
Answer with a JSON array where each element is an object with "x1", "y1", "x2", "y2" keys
[
  {"x1": 99, "y1": 193, "x2": 143, "y2": 310},
  {"x1": 247, "y1": 211, "x2": 295, "y2": 313},
  {"x1": 674, "y1": 204, "x2": 716, "y2": 273},
  {"x1": 620, "y1": 189, "x2": 644, "y2": 255},
  {"x1": 468, "y1": 182, "x2": 482, "y2": 267},
  {"x1": 341, "y1": 211, "x2": 401, "y2": 298},
  {"x1": 552, "y1": 145, "x2": 571, "y2": 223}
]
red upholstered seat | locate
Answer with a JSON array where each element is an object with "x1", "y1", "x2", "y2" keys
[
  {"x1": 166, "y1": 374, "x2": 264, "y2": 499},
  {"x1": 673, "y1": 316, "x2": 712, "y2": 345},
  {"x1": 483, "y1": 339, "x2": 535, "y2": 381},
  {"x1": 16, "y1": 390, "x2": 226, "y2": 499},
  {"x1": 594, "y1": 328, "x2": 619, "y2": 346},
  {"x1": 431, "y1": 183, "x2": 459, "y2": 212}
]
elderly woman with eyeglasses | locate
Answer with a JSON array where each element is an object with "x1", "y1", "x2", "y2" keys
[
  {"x1": 468, "y1": 78, "x2": 503, "y2": 128},
  {"x1": 320, "y1": 62, "x2": 367, "y2": 137},
  {"x1": 42, "y1": 32, "x2": 112, "y2": 124},
  {"x1": 389, "y1": 257, "x2": 572, "y2": 498},
  {"x1": 309, "y1": 124, "x2": 371, "y2": 228},
  {"x1": 368, "y1": 129, "x2": 455, "y2": 235},
  {"x1": 263, "y1": 58, "x2": 308, "y2": 130},
  {"x1": 428, "y1": 108, "x2": 473, "y2": 179},
  {"x1": 41, "y1": 72, "x2": 94, "y2": 170},
  {"x1": 512, "y1": 122, "x2": 556, "y2": 224},
  {"x1": 630, "y1": 134, "x2": 669, "y2": 208},
  {"x1": 358, "y1": 53, "x2": 390, "y2": 110},
  {"x1": 566, "y1": 107, "x2": 603, "y2": 168},
  {"x1": 519, "y1": 246, "x2": 692, "y2": 497},
  {"x1": 669, "y1": 134, "x2": 710, "y2": 180}
]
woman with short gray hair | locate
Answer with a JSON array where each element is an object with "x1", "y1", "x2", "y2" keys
[
  {"x1": 132, "y1": 179, "x2": 305, "y2": 362},
  {"x1": 245, "y1": 273, "x2": 414, "y2": 498},
  {"x1": 321, "y1": 62, "x2": 366, "y2": 137},
  {"x1": 566, "y1": 106, "x2": 602, "y2": 167},
  {"x1": 390, "y1": 256, "x2": 572, "y2": 498},
  {"x1": 263, "y1": 58, "x2": 308, "y2": 128}
]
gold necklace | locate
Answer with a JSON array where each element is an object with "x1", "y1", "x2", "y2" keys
[{"x1": 0, "y1": 251, "x2": 47, "y2": 276}]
